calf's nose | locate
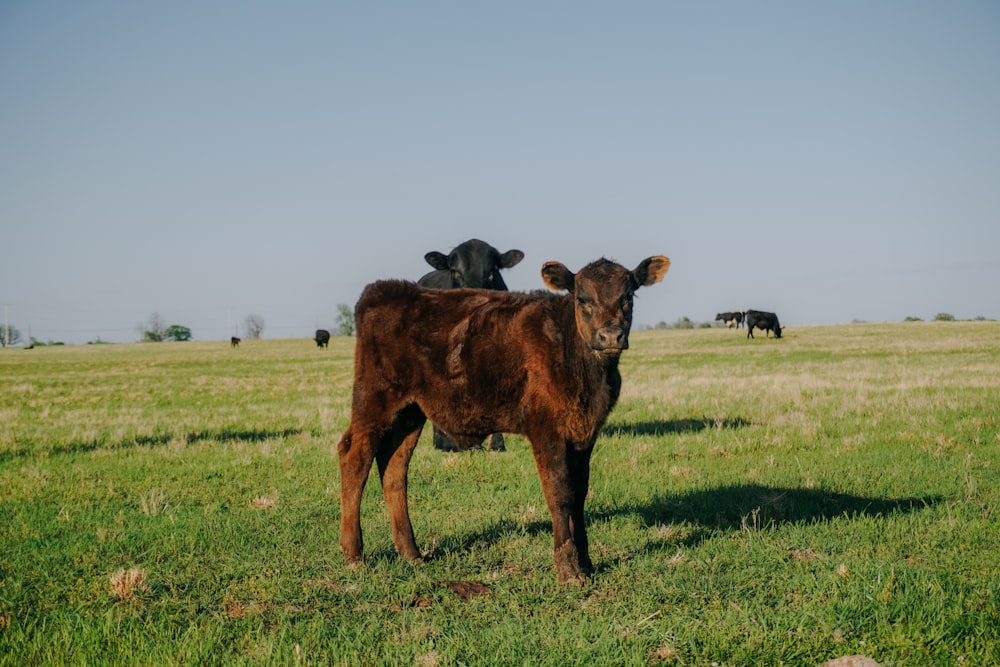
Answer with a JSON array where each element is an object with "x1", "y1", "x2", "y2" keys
[{"x1": 594, "y1": 327, "x2": 626, "y2": 350}]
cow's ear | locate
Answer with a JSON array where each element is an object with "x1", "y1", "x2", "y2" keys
[
  {"x1": 424, "y1": 251, "x2": 450, "y2": 270},
  {"x1": 541, "y1": 261, "x2": 575, "y2": 292},
  {"x1": 632, "y1": 256, "x2": 671, "y2": 288},
  {"x1": 499, "y1": 249, "x2": 525, "y2": 269}
]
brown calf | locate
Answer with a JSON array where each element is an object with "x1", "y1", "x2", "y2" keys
[{"x1": 337, "y1": 255, "x2": 670, "y2": 584}]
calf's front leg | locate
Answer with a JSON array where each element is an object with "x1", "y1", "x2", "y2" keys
[
  {"x1": 567, "y1": 446, "x2": 594, "y2": 573},
  {"x1": 531, "y1": 440, "x2": 587, "y2": 585}
]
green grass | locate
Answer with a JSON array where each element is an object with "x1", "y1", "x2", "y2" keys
[{"x1": 2, "y1": 323, "x2": 998, "y2": 666}]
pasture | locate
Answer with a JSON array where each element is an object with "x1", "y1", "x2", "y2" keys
[{"x1": 1, "y1": 322, "x2": 998, "y2": 666}]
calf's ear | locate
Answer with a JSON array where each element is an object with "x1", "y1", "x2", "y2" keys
[
  {"x1": 424, "y1": 251, "x2": 450, "y2": 270},
  {"x1": 632, "y1": 256, "x2": 671, "y2": 288},
  {"x1": 541, "y1": 261, "x2": 575, "y2": 292},
  {"x1": 500, "y1": 249, "x2": 525, "y2": 269}
]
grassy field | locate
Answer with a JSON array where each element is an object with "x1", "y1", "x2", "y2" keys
[{"x1": 1, "y1": 322, "x2": 998, "y2": 666}]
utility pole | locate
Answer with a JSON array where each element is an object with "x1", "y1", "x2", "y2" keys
[{"x1": 3, "y1": 304, "x2": 8, "y2": 347}]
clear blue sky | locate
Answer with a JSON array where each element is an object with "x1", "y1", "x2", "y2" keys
[{"x1": 2, "y1": 2, "x2": 998, "y2": 344}]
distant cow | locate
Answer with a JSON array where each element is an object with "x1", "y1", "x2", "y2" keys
[
  {"x1": 745, "y1": 310, "x2": 782, "y2": 339},
  {"x1": 715, "y1": 311, "x2": 745, "y2": 329},
  {"x1": 231, "y1": 336, "x2": 241, "y2": 348},
  {"x1": 338, "y1": 255, "x2": 670, "y2": 584},
  {"x1": 418, "y1": 238, "x2": 525, "y2": 453},
  {"x1": 314, "y1": 329, "x2": 330, "y2": 348}
]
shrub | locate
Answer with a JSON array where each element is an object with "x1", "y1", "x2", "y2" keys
[{"x1": 165, "y1": 325, "x2": 192, "y2": 342}]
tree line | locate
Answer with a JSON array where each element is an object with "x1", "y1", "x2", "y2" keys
[{"x1": 5, "y1": 310, "x2": 989, "y2": 348}]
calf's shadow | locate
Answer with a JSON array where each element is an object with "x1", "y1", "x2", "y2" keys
[
  {"x1": 366, "y1": 417, "x2": 941, "y2": 567},
  {"x1": 428, "y1": 483, "x2": 939, "y2": 562}
]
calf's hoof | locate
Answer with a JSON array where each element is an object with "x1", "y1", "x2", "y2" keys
[
  {"x1": 401, "y1": 552, "x2": 423, "y2": 564},
  {"x1": 558, "y1": 569, "x2": 587, "y2": 586},
  {"x1": 554, "y1": 540, "x2": 587, "y2": 586}
]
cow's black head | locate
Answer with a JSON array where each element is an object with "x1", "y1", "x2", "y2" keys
[
  {"x1": 542, "y1": 256, "x2": 670, "y2": 356},
  {"x1": 424, "y1": 238, "x2": 524, "y2": 290}
]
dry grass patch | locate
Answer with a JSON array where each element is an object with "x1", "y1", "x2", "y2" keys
[
  {"x1": 139, "y1": 488, "x2": 168, "y2": 516},
  {"x1": 110, "y1": 568, "x2": 150, "y2": 601},
  {"x1": 251, "y1": 494, "x2": 278, "y2": 510}
]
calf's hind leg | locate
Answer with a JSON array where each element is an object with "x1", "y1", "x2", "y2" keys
[
  {"x1": 376, "y1": 405, "x2": 426, "y2": 562},
  {"x1": 338, "y1": 427, "x2": 376, "y2": 565}
]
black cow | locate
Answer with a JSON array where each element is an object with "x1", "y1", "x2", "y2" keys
[
  {"x1": 231, "y1": 336, "x2": 241, "y2": 348},
  {"x1": 314, "y1": 329, "x2": 330, "y2": 348},
  {"x1": 418, "y1": 238, "x2": 525, "y2": 452},
  {"x1": 418, "y1": 238, "x2": 525, "y2": 291},
  {"x1": 745, "y1": 310, "x2": 782, "y2": 339},
  {"x1": 715, "y1": 311, "x2": 745, "y2": 329}
]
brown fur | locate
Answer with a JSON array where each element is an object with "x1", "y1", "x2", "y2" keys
[{"x1": 337, "y1": 255, "x2": 670, "y2": 584}]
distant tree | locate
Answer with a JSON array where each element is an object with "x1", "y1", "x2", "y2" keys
[
  {"x1": 904, "y1": 316, "x2": 923, "y2": 322},
  {"x1": 138, "y1": 312, "x2": 168, "y2": 342},
  {"x1": 1, "y1": 324, "x2": 23, "y2": 347},
  {"x1": 165, "y1": 325, "x2": 192, "y2": 342},
  {"x1": 933, "y1": 313, "x2": 955, "y2": 322},
  {"x1": 335, "y1": 304, "x2": 355, "y2": 336},
  {"x1": 672, "y1": 316, "x2": 695, "y2": 330},
  {"x1": 244, "y1": 313, "x2": 265, "y2": 339}
]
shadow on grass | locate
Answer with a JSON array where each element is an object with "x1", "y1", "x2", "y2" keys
[
  {"x1": 612, "y1": 483, "x2": 939, "y2": 530},
  {"x1": 412, "y1": 483, "x2": 940, "y2": 569},
  {"x1": 4, "y1": 427, "x2": 306, "y2": 460},
  {"x1": 344, "y1": 416, "x2": 937, "y2": 571},
  {"x1": 587, "y1": 484, "x2": 941, "y2": 575},
  {"x1": 604, "y1": 416, "x2": 752, "y2": 438}
]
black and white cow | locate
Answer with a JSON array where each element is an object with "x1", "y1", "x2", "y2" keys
[
  {"x1": 418, "y1": 238, "x2": 525, "y2": 452},
  {"x1": 715, "y1": 311, "x2": 745, "y2": 329},
  {"x1": 745, "y1": 310, "x2": 782, "y2": 339}
]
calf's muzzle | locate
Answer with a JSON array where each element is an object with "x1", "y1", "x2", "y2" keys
[{"x1": 593, "y1": 326, "x2": 627, "y2": 353}]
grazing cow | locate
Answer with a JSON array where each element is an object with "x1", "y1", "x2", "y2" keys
[
  {"x1": 314, "y1": 329, "x2": 330, "y2": 348},
  {"x1": 418, "y1": 238, "x2": 525, "y2": 453},
  {"x1": 231, "y1": 336, "x2": 241, "y2": 348},
  {"x1": 745, "y1": 309, "x2": 782, "y2": 339},
  {"x1": 337, "y1": 254, "x2": 671, "y2": 584},
  {"x1": 715, "y1": 311, "x2": 745, "y2": 329}
]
